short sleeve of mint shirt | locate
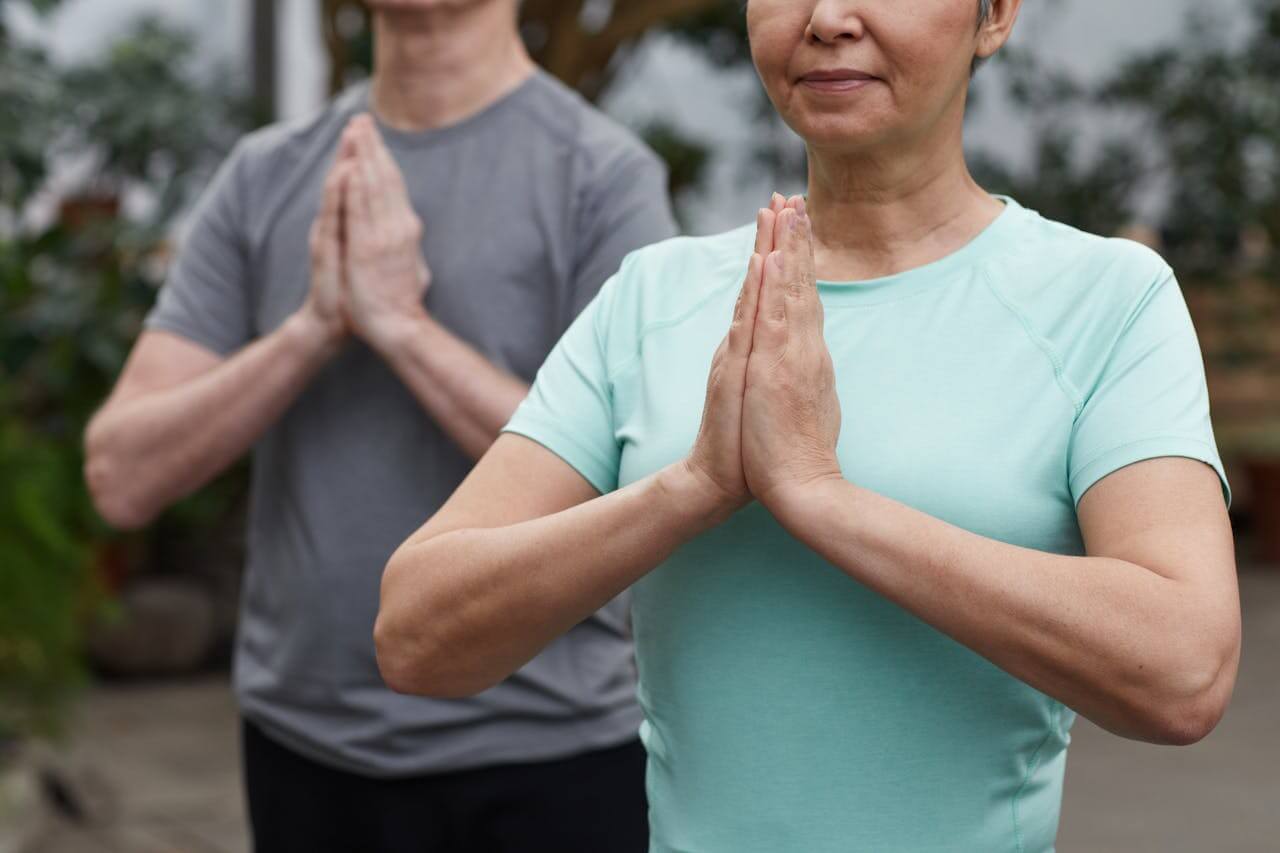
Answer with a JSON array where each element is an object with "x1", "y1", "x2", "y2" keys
[
  {"x1": 501, "y1": 199, "x2": 1229, "y2": 853},
  {"x1": 502, "y1": 254, "x2": 636, "y2": 495},
  {"x1": 1066, "y1": 266, "x2": 1228, "y2": 506}
]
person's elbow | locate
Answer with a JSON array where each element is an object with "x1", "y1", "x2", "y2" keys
[
  {"x1": 1130, "y1": 629, "x2": 1239, "y2": 746},
  {"x1": 83, "y1": 417, "x2": 159, "y2": 531},
  {"x1": 374, "y1": 544, "x2": 499, "y2": 700}
]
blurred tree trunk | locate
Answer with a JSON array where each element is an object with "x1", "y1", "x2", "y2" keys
[{"x1": 251, "y1": 0, "x2": 277, "y2": 125}]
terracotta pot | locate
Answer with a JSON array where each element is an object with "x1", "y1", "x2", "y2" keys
[
  {"x1": 1244, "y1": 458, "x2": 1280, "y2": 565},
  {"x1": 57, "y1": 194, "x2": 119, "y2": 232}
]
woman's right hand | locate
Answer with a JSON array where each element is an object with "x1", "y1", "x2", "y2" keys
[{"x1": 678, "y1": 196, "x2": 785, "y2": 520}]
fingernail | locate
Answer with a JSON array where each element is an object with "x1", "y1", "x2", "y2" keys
[{"x1": 796, "y1": 196, "x2": 808, "y2": 218}]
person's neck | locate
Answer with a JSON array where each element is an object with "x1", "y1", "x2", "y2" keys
[
  {"x1": 369, "y1": 4, "x2": 536, "y2": 134},
  {"x1": 804, "y1": 115, "x2": 1003, "y2": 282}
]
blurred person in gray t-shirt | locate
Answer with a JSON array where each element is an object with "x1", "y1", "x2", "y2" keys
[{"x1": 84, "y1": 1, "x2": 675, "y2": 849}]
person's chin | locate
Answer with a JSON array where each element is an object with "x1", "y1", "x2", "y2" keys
[{"x1": 791, "y1": 116, "x2": 891, "y2": 152}]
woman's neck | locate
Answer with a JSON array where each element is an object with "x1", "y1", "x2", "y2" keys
[
  {"x1": 369, "y1": 4, "x2": 535, "y2": 134},
  {"x1": 805, "y1": 120, "x2": 1003, "y2": 282}
]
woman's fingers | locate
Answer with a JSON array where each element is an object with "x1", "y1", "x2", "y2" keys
[
  {"x1": 756, "y1": 247, "x2": 788, "y2": 351},
  {"x1": 775, "y1": 205, "x2": 822, "y2": 326},
  {"x1": 755, "y1": 207, "x2": 777, "y2": 259},
  {"x1": 727, "y1": 253, "x2": 764, "y2": 358},
  {"x1": 756, "y1": 205, "x2": 823, "y2": 350},
  {"x1": 760, "y1": 208, "x2": 803, "y2": 338}
]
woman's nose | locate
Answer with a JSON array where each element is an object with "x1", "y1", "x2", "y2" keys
[{"x1": 805, "y1": 0, "x2": 867, "y2": 45}]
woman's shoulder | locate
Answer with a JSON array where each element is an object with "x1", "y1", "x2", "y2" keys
[
  {"x1": 579, "y1": 224, "x2": 757, "y2": 373},
  {"x1": 988, "y1": 201, "x2": 1176, "y2": 312},
  {"x1": 984, "y1": 202, "x2": 1190, "y2": 392},
  {"x1": 601, "y1": 224, "x2": 757, "y2": 319}
]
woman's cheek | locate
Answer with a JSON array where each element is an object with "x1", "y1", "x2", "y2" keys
[{"x1": 749, "y1": 47, "x2": 792, "y2": 113}]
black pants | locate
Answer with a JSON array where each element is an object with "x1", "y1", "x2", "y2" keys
[{"x1": 241, "y1": 719, "x2": 649, "y2": 853}]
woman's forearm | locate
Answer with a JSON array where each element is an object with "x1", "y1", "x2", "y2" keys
[
  {"x1": 771, "y1": 476, "x2": 1239, "y2": 745},
  {"x1": 375, "y1": 462, "x2": 727, "y2": 698},
  {"x1": 84, "y1": 313, "x2": 339, "y2": 529}
]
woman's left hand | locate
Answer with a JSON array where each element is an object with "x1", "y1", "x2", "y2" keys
[{"x1": 741, "y1": 198, "x2": 843, "y2": 514}]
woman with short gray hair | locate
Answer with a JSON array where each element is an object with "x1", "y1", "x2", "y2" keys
[{"x1": 377, "y1": 1, "x2": 1239, "y2": 850}]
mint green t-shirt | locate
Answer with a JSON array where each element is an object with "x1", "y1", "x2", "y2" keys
[{"x1": 502, "y1": 197, "x2": 1229, "y2": 853}]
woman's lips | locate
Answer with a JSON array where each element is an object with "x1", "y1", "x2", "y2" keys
[{"x1": 798, "y1": 76, "x2": 878, "y2": 93}]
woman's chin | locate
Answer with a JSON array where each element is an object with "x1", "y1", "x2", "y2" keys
[{"x1": 791, "y1": 117, "x2": 895, "y2": 153}]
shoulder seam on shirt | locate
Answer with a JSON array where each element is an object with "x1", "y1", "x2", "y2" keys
[
  {"x1": 510, "y1": 75, "x2": 655, "y2": 171},
  {"x1": 1067, "y1": 265, "x2": 1177, "y2": 437},
  {"x1": 981, "y1": 268, "x2": 1084, "y2": 417},
  {"x1": 607, "y1": 279, "x2": 736, "y2": 382}
]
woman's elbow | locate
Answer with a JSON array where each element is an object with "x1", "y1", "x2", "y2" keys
[
  {"x1": 373, "y1": 612, "x2": 432, "y2": 696},
  {"x1": 1131, "y1": 639, "x2": 1239, "y2": 746},
  {"x1": 374, "y1": 550, "x2": 498, "y2": 699},
  {"x1": 374, "y1": 614, "x2": 497, "y2": 699}
]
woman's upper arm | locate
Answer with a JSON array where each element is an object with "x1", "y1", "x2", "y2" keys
[
  {"x1": 404, "y1": 433, "x2": 602, "y2": 546},
  {"x1": 1077, "y1": 457, "x2": 1237, "y2": 605}
]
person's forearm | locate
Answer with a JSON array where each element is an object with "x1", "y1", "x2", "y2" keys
[
  {"x1": 375, "y1": 462, "x2": 726, "y2": 698},
  {"x1": 771, "y1": 477, "x2": 1239, "y2": 745},
  {"x1": 370, "y1": 311, "x2": 529, "y2": 460},
  {"x1": 85, "y1": 314, "x2": 339, "y2": 529}
]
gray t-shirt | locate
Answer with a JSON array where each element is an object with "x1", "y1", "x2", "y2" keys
[{"x1": 145, "y1": 72, "x2": 677, "y2": 777}]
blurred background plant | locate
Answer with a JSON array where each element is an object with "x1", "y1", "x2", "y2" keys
[{"x1": 0, "y1": 0, "x2": 251, "y2": 747}]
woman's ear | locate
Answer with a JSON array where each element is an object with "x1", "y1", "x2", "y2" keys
[{"x1": 975, "y1": 0, "x2": 1024, "y2": 61}]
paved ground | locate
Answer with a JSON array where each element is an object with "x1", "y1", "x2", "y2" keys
[
  {"x1": 1058, "y1": 566, "x2": 1280, "y2": 853},
  {"x1": 28, "y1": 569, "x2": 1280, "y2": 852}
]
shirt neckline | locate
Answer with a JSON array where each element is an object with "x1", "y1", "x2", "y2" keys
[
  {"x1": 812, "y1": 195, "x2": 1023, "y2": 307},
  {"x1": 356, "y1": 70, "x2": 544, "y2": 150}
]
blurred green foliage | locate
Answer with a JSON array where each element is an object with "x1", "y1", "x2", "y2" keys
[
  {"x1": 0, "y1": 4, "x2": 248, "y2": 741},
  {"x1": 974, "y1": 0, "x2": 1280, "y2": 280},
  {"x1": 0, "y1": 410, "x2": 98, "y2": 740}
]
